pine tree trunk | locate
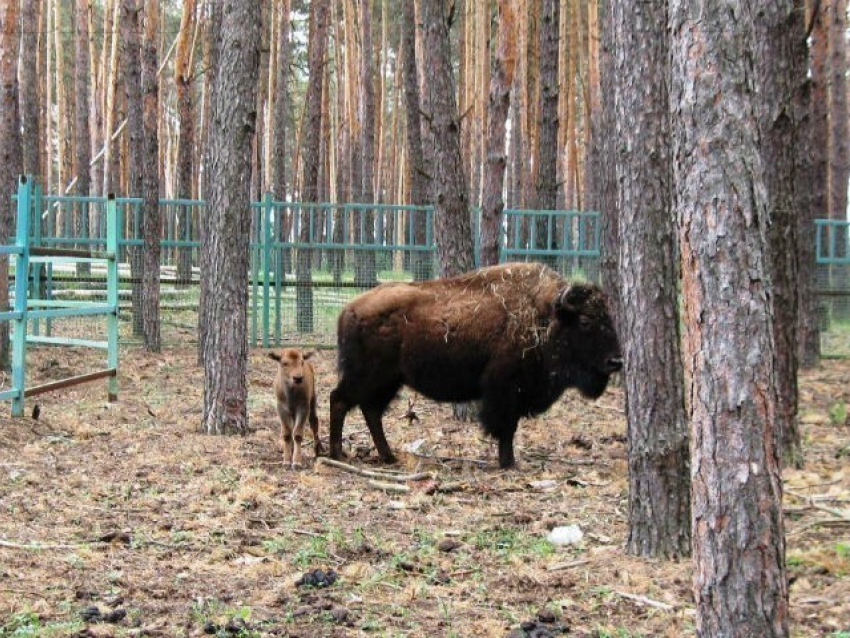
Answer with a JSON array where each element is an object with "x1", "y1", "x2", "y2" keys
[
  {"x1": 755, "y1": 0, "x2": 807, "y2": 468},
  {"x1": 355, "y1": 0, "x2": 377, "y2": 287},
  {"x1": 671, "y1": 0, "x2": 789, "y2": 634},
  {"x1": 419, "y1": 0, "x2": 475, "y2": 278},
  {"x1": 19, "y1": 0, "x2": 40, "y2": 177},
  {"x1": 197, "y1": 0, "x2": 221, "y2": 365},
  {"x1": 140, "y1": 0, "x2": 160, "y2": 352},
  {"x1": 799, "y1": 0, "x2": 825, "y2": 368},
  {"x1": 828, "y1": 0, "x2": 849, "y2": 222},
  {"x1": 102, "y1": 0, "x2": 120, "y2": 194},
  {"x1": 74, "y1": 0, "x2": 92, "y2": 275},
  {"x1": 0, "y1": 0, "x2": 23, "y2": 371},
  {"x1": 480, "y1": 0, "x2": 516, "y2": 268},
  {"x1": 614, "y1": 0, "x2": 690, "y2": 559},
  {"x1": 201, "y1": 0, "x2": 261, "y2": 435},
  {"x1": 534, "y1": 0, "x2": 558, "y2": 257},
  {"x1": 296, "y1": 0, "x2": 330, "y2": 333},
  {"x1": 401, "y1": 0, "x2": 429, "y2": 280},
  {"x1": 121, "y1": 0, "x2": 145, "y2": 335},
  {"x1": 175, "y1": 0, "x2": 196, "y2": 285}
]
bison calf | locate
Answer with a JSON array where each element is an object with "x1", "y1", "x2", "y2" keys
[
  {"x1": 269, "y1": 348, "x2": 321, "y2": 469},
  {"x1": 328, "y1": 262, "x2": 622, "y2": 469}
]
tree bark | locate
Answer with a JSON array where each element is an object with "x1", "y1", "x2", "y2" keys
[
  {"x1": 828, "y1": 0, "x2": 849, "y2": 222},
  {"x1": 534, "y1": 0, "x2": 558, "y2": 257},
  {"x1": 799, "y1": 0, "x2": 826, "y2": 368},
  {"x1": 121, "y1": 0, "x2": 145, "y2": 335},
  {"x1": 401, "y1": 0, "x2": 430, "y2": 279},
  {"x1": 74, "y1": 0, "x2": 91, "y2": 276},
  {"x1": 141, "y1": 0, "x2": 160, "y2": 352},
  {"x1": 0, "y1": 0, "x2": 22, "y2": 370},
  {"x1": 480, "y1": 0, "x2": 516, "y2": 267},
  {"x1": 755, "y1": 0, "x2": 807, "y2": 468},
  {"x1": 201, "y1": 0, "x2": 261, "y2": 435},
  {"x1": 174, "y1": 0, "x2": 196, "y2": 284},
  {"x1": 19, "y1": 0, "x2": 39, "y2": 177},
  {"x1": 419, "y1": 0, "x2": 475, "y2": 278},
  {"x1": 671, "y1": 1, "x2": 789, "y2": 635},
  {"x1": 355, "y1": 0, "x2": 377, "y2": 287},
  {"x1": 614, "y1": 0, "x2": 689, "y2": 559},
  {"x1": 296, "y1": 0, "x2": 329, "y2": 333}
]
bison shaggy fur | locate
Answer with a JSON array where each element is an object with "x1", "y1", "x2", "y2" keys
[{"x1": 328, "y1": 262, "x2": 622, "y2": 468}]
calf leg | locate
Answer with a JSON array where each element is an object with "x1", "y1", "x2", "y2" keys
[{"x1": 292, "y1": 413, "x2": 306, "y2": 469}]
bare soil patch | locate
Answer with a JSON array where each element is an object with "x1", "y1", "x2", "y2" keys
[{"x1": 0, "y1": 345, "x2": 848, "y2": 637}]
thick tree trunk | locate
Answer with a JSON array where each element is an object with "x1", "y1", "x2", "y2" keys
[
  {"x1": 0, "y1": 0, "x2": 23, "y2": 370},
  {"x1": 74, "y1": 0, "x2": 92, "y2": 272},
  {"x1": 174, "y1": 0, "x2": 196, "y2": 284},
  {"x1": 799, "y1": 0, "x2": 826, "y2": 368},
  {"x1": 614, "y1": 0, "x2": 689, "y2": 559},
  {"x1": 480, "y1": 0, "x2": 516, "y2": 268},
  {"x1": 140, "y1": 0, "x2": 160, "y2": 352},
  {"x1": 355, "y1": 0, "x2": 377, "y2": 287},
  {"x1": 201, "y1": 0, "x2": 261, "y2": 435},
  {"x1": 19, "y1": 0, "x2": 39, "y2": 177},
  {"x1": 592, "y1": 0, "x2": 620, "y2": 324},
  {"x1": 121, "y1": 0, "x2": 145, "y2": 335},
  {"x1": 534, "y1": 0, "x2": 558, "y2": 256},
  {"x1": 828, "y1": 0, "x2": 849, "y2": 222},
  {"x1": 401, "y1": 0, "x2": 430, "y2": 280},
  {"x1": 755, "y1": 0, "x2": 807, "y2": 468},
  {"x1": 296, "y1": 0, "x2": 329, "y2": 333},
  {"x1": 197, "y1": 0, "x2": 221, "y2": 365},
  {"x1": 419, "y1": 0, "x2": 475, "y2": 278},
  {"x1": 671, "y1": 1, "x2": 789, "y2": 635}
]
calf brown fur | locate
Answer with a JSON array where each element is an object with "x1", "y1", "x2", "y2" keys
[{"x1": 269, "y1": 348, "x2": 321, "y2": 468}]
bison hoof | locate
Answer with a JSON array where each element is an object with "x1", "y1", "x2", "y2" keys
[
  {"x1": 379, "y1": 452, "x2": 398, "y2": 465},
  {"x1": 329, "y1": 448, "x2": 348, "y2": 461},
  {"x1": 314, "y1": 442, "x2": 325, "y2": 456}
]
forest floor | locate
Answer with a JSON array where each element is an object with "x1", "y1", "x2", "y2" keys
[{"x1": 0, "y1": 340, "x2": 848, "y2": 638}]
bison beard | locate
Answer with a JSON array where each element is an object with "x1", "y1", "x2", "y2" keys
[{"x1": 328, "y1": 262, "x2": 622, "y2": 468}]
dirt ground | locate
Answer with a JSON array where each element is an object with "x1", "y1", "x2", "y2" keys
[{"x1": 0, "y1": 343, "x2": 848, "y2": 638}]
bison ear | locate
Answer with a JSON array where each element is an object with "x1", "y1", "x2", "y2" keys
[
  {"x1": 268, "y1": 352, "x2": 282, "y2": 362},
  {"x1": 555, "y1": 284, "x2": 593, "y2": 319}
]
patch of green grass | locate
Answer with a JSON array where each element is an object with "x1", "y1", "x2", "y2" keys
[
  {"x1": 0, "y1": 612, "x2": 83, "y2": 638},
  {"x1": 594, "y1": 627, "x2": 647, "y2": 638},
  {"x1": 828, "y1": 400, "x2": 848, "y2": 426},
  {"x1": 292, "y1": 533, "x2": 332, "y2": 567},
  {"x1": 469, "y1": 526, "x2": 555, "y2": 559},
  {"x1": 836, "y1": 542, "x2": 850, "y2": 559}
]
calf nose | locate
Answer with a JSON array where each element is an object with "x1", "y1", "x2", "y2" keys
[
  {"x1": 606, "y1": 357, "x2": 623, "y2": 373},
  {"x1": 292, "y1": 375, "x2": 304, "y2": 385}
]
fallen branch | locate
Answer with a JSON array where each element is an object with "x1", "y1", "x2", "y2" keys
[
  {"x1": 547, "y1": 559, "x2": 591, "y2": 572},
  {"x1": 0, "y1": 538, "x2": 100, "y2": 550},
  {"x1": 613, "y1": 590, "x2": 677, "y2": 612},
  {"x1": 367, "y1": 480, "x2": 410, "y2": 493},
  {"x1": 315, "y1": 456, "x2": 433, "y2": 482},
  {"x1": 785, "y1": 490, "x2": 850, "y2": 520},
  {"x1": 788, "y1": 517, "x2": 850, "y2": 536}
]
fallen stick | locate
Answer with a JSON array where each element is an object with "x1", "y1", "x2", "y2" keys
[
  {"x1": 785, "y1": 490, "x2": 850, "y2": 520},
  {"x1": 367, "y1": 480, "x2": 410, "y2": 493},
  {"x1": 0, "y1": 538, "x2": 99, "y2": 550},
  {"x1": 613, "y1": 590, "x2": 677, "y2": 611},
  {"x1": 788, "y1": 517, "x2": 850, "y2": 536},
  {"x1": 547, "y1": 559, "x2": 591, "y2": 572},
  {"x1": 315, "y1": 456, "x2": 433, "y2": 482}
]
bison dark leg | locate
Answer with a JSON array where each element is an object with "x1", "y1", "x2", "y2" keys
[
  {"x1": 360, "y1": 384, "x2": 401, "y2": 463},
  {"x1": 329, "y1": 386, "x2": 353, "y2": 460},
  {"x1": 480, "y1": 393, "x2": 520, "y2": 469}
]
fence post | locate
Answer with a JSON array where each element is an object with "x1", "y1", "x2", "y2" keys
[
  {"x1": 262, "y1": 192, "x2": 272, "y2": 348},
  {"x1": 11, "y1": 176, "x2": 32, "y2": 417},
  {"x1": 106, "y1": 194, "x2": 119, "y2": 402}
]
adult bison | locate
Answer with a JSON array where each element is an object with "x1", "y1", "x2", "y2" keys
[{"x1": 328, "y1": 262, "x2": 622, "y2": 468}]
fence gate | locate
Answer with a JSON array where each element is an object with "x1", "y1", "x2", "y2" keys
[{"x1": 0, "y1": 176, "x2": 119, "y2": 416}]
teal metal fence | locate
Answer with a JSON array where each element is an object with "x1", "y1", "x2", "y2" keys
[
  {"x1": 1, "y1": 177, "x2": 119, "y2": 416},
  {"x1": 9, "y1": 186, "x2": 850, "y2": 354}
]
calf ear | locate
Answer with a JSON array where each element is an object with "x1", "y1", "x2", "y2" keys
[
  {"x1": 303, "y1": 350, "x2": 316, "y2": 360},
  {"x1": 268, "y1": 352, "x2": 282, "y2": 362}
]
